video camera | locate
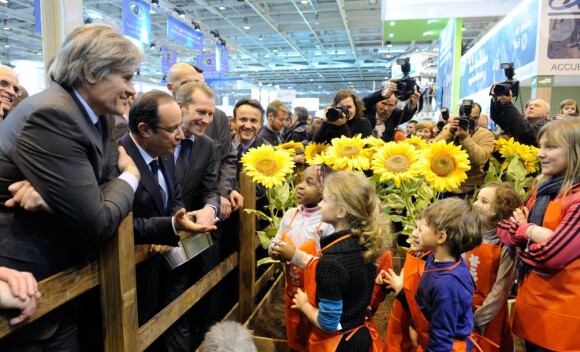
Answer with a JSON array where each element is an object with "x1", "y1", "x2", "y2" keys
[
  {"x1": 325, "y1": 104, "x2": 349, "y2": 123},
  {"x1": 458, "y1": 99, "x2": 475, "y2": 132},
  {"x1": 490, "y1": 62, "x2": 519, "y2": 98},
  {"x1": 394, "y1": 57, "x2": 420, "y2": 101}
]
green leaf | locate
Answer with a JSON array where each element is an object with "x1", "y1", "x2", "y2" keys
[
  {"x1": 243, "y1": 208, "x2": 272, "y2": 222},
  {"x1": 507, "y1": 157, "x2": 527, "y2": 183},
  {"x1": 257, "y1": 231, "x2": 273, "y2": 249},
  {"x1": 257, "y1": 257, "x2": 278, "y2": 267}
]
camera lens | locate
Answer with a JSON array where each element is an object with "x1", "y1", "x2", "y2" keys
[{"x1": 326, "y1": 107, "x2": 341, "y2": 122}]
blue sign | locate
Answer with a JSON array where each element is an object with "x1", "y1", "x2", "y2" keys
[
  {"x1": 437, "y1": 19, "x2": 457, "y2": 110},
  {"x1": 161, "y1": 47, "x2": 177, "y2": 76},
  {"x1": 122, "y1": 0, "x2": 151, "y2": 44},
  {"x1": 197, "y1": 46, "x2": 229, "y2": 79},
  {"x1": 167, "y1": 17, "x2": 203, "y2": 51},
  {"x1": 459, "y1": 0, "x2": 538, "y2": 98},
  {"x1": 34, "y1": 0, "x2": 42, "y2": 33}
]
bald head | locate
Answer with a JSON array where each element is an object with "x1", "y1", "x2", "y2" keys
[
  {"x1": 525, "y1": 99, "x2": 550, "y2": 124},
  {"x1": 166, "y1": 63, "x2": 204, "y2": 97},
  {"x1": 0, "y1": 65, "x2": 19, "y2": 115}
]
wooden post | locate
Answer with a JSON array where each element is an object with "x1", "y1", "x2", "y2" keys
[
  {"x1": 238, "y1": 172, "x2": 256, "y2": 321},
  {"x1": 98, "y1": 214, "x2": 139, "y2": 352}
]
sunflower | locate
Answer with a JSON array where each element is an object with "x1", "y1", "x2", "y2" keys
[
  {"x1": 495, "y1": 138, "x2": 540, "y2": 174},
  {"x1": 421, "y1": 140, "x2": 471, "y2": 192},
  {"x1": 241, "y1": 145, "x2": 295, "y2": 188},
  {"x1": 304, "y1": 142, "x2": 328, "y2": 165},
  {"x1": 371, "y1": 142, "x2": 422, "y2": 187},
  {"x1": 323, "y1": 135, "x2": 370, "y2": 171},
  {"x1": 276, "y1": 141, "x2": 304, "y2": 156},
  {"x1": 363, "y1": 136, "x2": 385, "y2": 159},
  {"x1": 404, "y1": 135, "x2": 428, "y2": 151}
]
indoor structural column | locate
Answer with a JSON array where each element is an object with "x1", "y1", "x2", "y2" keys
[{"x1": 40, "y1": 0, "x2": 83, "y2": 81}]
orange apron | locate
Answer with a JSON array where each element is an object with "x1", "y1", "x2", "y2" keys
[
  {"x1": 281, "y1": 209, "x2": 321, "y2": 352},
  {"x1": 303, "y1": 234, "x2": 382, "y2": 352},
  {"x1": 384, "y1": 251, "x2": 430, "y2": 352},
  {"x1": 405, "y1": 258, "x2": 469, "y2": 352},
  {"x1": 512, "y1": 187, "x2": 580, "y2": 351},
  {"x1": 465, "y1": 244, "x2": 513, "y2": 352}
]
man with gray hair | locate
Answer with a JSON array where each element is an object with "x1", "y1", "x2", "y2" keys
[
  {"x1": 490, "y1": 89, "x2": 550, "y2": 146},
  {"x1": 0, "y1": 24, "x2": 142, "y2": 350},
  {"x1": 283, "y1": 106, "x2": 309, "y2": 143},
  {"x1": 0, "y1": 64, "x2": 19, "y2": 120}
]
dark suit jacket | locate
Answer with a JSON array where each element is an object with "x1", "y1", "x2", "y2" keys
[
  {"x1": 177, "y1": 135, "x2": 220, "y2": 213},
  {"x1": 205, "y1": 108, "x2": 237, "y2": 198},
  {"x1": 118, "y1": 134, "x2": 183, "y2": 246},
  {"x1": 363, "y1": 89, "x2": 417, "y2": 142},
  {"x1": 0, "y1": 83, "x2": 134, "y2": 280}
]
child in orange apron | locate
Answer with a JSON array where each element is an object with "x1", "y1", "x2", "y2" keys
[
  {"x1": 269, "y1": 164, "x2": 335, "y2": 351},
  {"x1": 382, "y1": 198, "x2": 483, "y2": 351},
  {"x1": 497, "y1": 118, "x2": 580, "y2": 352},
  {"x1": 466, "y1": 182, "x2": 521, "y2": 352},
  {"x1": 374, "y1": 219, "x2": 431, "y2": 352},
  {"x1": 291, "y1": 171, "x2": 391, "y2": 352}
]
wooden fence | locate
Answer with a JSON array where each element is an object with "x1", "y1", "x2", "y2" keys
[{"x1": 0, "y1": 172, "x2": 286, "y2": 351}]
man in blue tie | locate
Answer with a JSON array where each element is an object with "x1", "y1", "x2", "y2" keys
[{"x1": 118, "y1": 90, "x2": 215, "y2": 350}]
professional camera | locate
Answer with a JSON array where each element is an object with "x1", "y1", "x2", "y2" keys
[
  {"x1": 326, "y1": 104, "x2": 349, "y2": 123},
  {"x1": 440, "y1": 107, "x2": 450, "y2": 121},
  {"x1": 490, "y1": 62, "x2": 519, "y2": 97},
  {"x1": 458, "y1": 99, "x2": 475, "y2": 132},
  {"x1": 394, "y1": 57, "x2": 419, "y2": 101}
]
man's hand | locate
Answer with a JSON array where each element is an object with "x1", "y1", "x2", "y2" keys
[
  {"x1": 454, "y1": 126, "x2": 469, "y2": 141},
  {"x1": 117, "y1": 146, "x2": 140, "y2": 181},
  {"x1": 219, "y1": 196, "x2": 232, "y2": 220},
  {"x1": 149, "y1": 244, "x2": 174, "y2": 254},
  {"x1": 493, "y1": 88, "x2": 513, "y2": 104},
  {"x1": 0, "y1": 266, "x2": 41, "y2": 301},
  {"x1": 5, "y1": 180, "x2": 54, "y2": 213},
  {"x1": 229, "y1": 190, "x2": 244, "y2": 212},
  {"x1": 408, "y1": 91, "x2": 422, "y2": 110},
  {"x1": 381, "y1": 79, "x2": 398, "y2": 98},
  {"x1": 174, "y1": 208, "x2": 217, "y2": 233},
  {"x1": 192, "y1": 206, "x2": 218, "y2": 227}
]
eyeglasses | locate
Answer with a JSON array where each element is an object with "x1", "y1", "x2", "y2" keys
[{"x1": 155, "y1": 125, "x2": 182, "y2": 136}]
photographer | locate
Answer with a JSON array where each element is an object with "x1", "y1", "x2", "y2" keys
[
  {"x1": 489, "y1": 62, "x2": 548, "y2": 147},
  {"x1": 435, "y1": 100, "x2": 495, "y2": 197},
  {"x1": 364, "y1": 79, "x2": 421, "y2": 142},
  {"x1": 312, "y1": 90, "x2": 372, "y2": 144}
]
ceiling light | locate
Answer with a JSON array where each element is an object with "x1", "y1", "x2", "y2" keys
[
  {"x1": 4, "y1": 45, "x2": 10, "y2": 48},
  {"x1": 243, "y1": 17, "x2": 250, "y2": 30},
  {"x1": 389, "y1": 33, "x2": 394, "y2": 38},
  {"x1": 301, "y1": 0, "x2": 309, "y2": 3},
  {"x1": 386, "y1": 41, "x2": 392, "y2": 47},
  {"x1": 0, "y1": 0, "x2": 8, "y2": 3},
  {"x1": 218, "y1": 6, "x2": 226, "y2": 10},
  {"x1": 2, "y1": 26, "x2": 9, "y2": 30},
  {"x1": 258, "y1": 35, "x2": 263, "y2": 40}
]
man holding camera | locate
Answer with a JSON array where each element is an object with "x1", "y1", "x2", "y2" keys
[
  {"x1": 490, "y1": 93, "x2": 549, "y2": 147},
  {"x1": 363, "y1": 79, "x2": 421, "y2": 142},
  {"x1": 434, "y1": 100, "x2": 495, "y2": 197}
]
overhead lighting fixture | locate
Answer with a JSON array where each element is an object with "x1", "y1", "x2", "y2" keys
[
  {"x1": 0, "y1": 0, "x2": 8, "y2": 3},
  {"x1": 243, "y1": 17, "x2": 250, "y2": 30},
  {"x1": 301, "y1": 0, "x2": 309, "y2": 3},
  {"x1": 258, "y1": 35, "x2": 263, "y2": 40},
  {"x1": 218, "y1": 6, "x2": 226, "y2": 10},
  {"x1": 389, "y1": 33, "x2": 394, "y2": 38},
  {"x1": 386, "y1": 41, "x2": 392, "y2": 47}
]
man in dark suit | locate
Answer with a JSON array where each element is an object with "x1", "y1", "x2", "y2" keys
[
  {"x1": 0, "y1": 24, "x2": 141, "y2": 351},
  {"x1": 166, "y1": 63, "x2": 242, "y2": 221},
  {"x1": 119, "y1": 90, "x2": 215, "y2": 350},
  {"x1": 363, "y1": 79, "x2": 421, "y2": 142}
]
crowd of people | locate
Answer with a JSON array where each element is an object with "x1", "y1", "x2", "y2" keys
[{"x1": 0, "y1": 23, "x2": 579, "y2": 352}]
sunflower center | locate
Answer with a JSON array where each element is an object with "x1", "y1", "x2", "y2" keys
[
  {"x1": 431, "y1": 154, "x2": 455, "y2": 177},
  {"x1": 255, "y1": 158, "x2": 279, "y2": 176},
  {"x1": 337, "y1": 145, "x2": 360, "y2": 158},
  {"x1": 385, "y1": 155, "x2": 410, "y2": 173}
]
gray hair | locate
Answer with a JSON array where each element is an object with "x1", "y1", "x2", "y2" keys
[
  {"x1": 200, "y1": 321, "x2": 257, "y2": 352},
  {"x1": 49, "y1": 24, "x2": 143, "y2": 88},
  {"x1": 175, "y1": 81, "x2": 214, "y2": 108}
]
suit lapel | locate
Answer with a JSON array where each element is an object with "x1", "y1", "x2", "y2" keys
[
  {"x1": 67, "y1": 88, "x2": 104, "y2": 158},
  {"x1": 119, "y1": 134, "x2": 165, "y2": 213}
]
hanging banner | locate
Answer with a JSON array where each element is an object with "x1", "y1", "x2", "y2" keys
[
  {"x1": 459, "y1": 0, "x2": 539, "y2": 98},
  {"x1": 216, "y1": 44, "x2": 229, "y2": 75},
  {"x1": 197, "y1": 46, "x2": 229, "y2": 79},
  {"x1": 161, "y1": 47, "x2": 177, "y2": 77},
  {"x1": 34, "y1": 0, "x2": 42, "y2": 33},
  {"x1": 122, "y1": 0, "x2": 151, "y2": 44},
  {"x1": 437, "y1": 18, "x2": 461, "y2": 110},
  {"x1": 167, "y1": 17, "x2": 203, "y2": 51},
  {"x1": 537, "y1": 0, "x2": 580, "y2": 75}
]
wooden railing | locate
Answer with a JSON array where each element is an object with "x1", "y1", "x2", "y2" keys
[{"x1": 0, "y1": 172, "x2": 282, "y2": 351}]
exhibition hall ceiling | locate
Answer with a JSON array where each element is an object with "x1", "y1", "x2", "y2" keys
[{"x1": 0, "y1": 0, "x2": 512, "y2": 100}]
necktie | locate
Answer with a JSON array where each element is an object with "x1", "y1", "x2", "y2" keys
[
  {"x1": 94, "y1": 120, "x2": 104, "y2": 137},
  {"x1": 149, "y1": 160, "x2": 167, "y2": 209},
  {"x1": 237, "y1": 143, "x2": 244, "y2": 160},
  {"x1": 176, "y1": 139, "x2": 193, "y2": 182}
]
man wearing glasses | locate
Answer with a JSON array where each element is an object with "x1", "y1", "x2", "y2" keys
[{"x1": 118, "y1": 90, "x2": 215, "y2": 339}]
